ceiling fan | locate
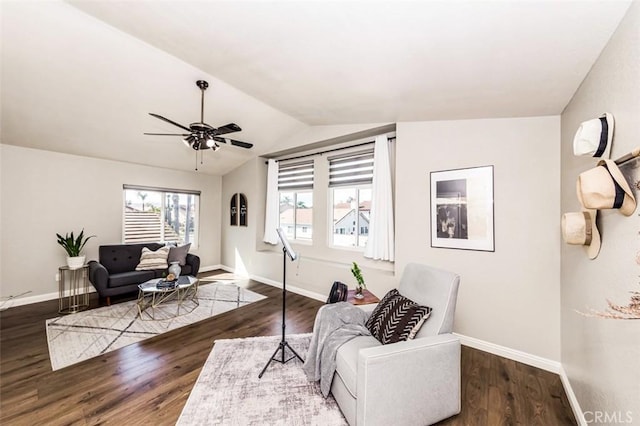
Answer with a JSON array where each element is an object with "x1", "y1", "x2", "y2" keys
[{"x1": 144, "y1": 80, "x2": 253, "y2": 170}]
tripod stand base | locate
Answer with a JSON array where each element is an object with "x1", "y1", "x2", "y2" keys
[{"x1": 258, "y1": 340, "x2": 304, "y2": 378}]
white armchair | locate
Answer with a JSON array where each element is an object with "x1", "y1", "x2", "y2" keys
[{"x1": 330, "y1": 263, "x2": 461, "y2": 425}]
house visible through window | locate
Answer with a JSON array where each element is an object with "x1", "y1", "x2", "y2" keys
[
  {"x1": 123, "y1": 185, "x2": 199, "y2": 248},
  {"x1": 278, "y1": 159, "x2": 314, "y2": 241},
  {"x1": 329, "y1": 149, "x2": 374, "y2": 248}
]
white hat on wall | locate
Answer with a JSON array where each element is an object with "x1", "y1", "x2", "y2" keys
[{"x1": 573, "y1": 113, "x2": 614, "y2": 158}]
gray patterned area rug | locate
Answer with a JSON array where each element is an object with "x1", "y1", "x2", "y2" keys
[
  {"x1": 178, "y1": 334, "x2": 347, "y2": 426},
  {"x1": 46, "y1": 282, "x2": 266, "y2": 370}
]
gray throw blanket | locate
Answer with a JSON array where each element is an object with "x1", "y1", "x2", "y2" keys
[{"x1": 303, "y1": 302, "x2": 371, "y2": 397}]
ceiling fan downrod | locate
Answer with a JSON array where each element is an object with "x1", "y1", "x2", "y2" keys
[{"x1": 196, "y1": 80, "x2": 208, "y2": 124}]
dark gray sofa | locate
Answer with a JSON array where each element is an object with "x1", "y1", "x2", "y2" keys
[{"x1": 88, "y1": 243, "x2": 200, "y2": 305}]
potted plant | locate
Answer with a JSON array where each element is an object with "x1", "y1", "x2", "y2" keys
[
  {"x1": 56, "y1": 229, "x2": 95, "y2": 269},
  {"x1": 351, "y1": 261, "x2": 366, "y2": 299}
]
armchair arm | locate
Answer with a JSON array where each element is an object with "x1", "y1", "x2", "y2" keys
[
  {"x1": 185, "y1": 253, "x2": 200, "y2": 276},
  {"x1": 88, "y1": 260, "x2": 109, "y2": 297},
  {"x1": 356, "y1": 333, "x2": 461, "y2": 426}
]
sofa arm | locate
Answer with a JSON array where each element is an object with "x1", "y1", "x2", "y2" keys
[
  {"x1": 88, "y1": 260, "x2": 109, "y2": 297},
  {"x1": 356, "y1": 333, "x2": 461, "y2": 426},
  {"x1": 186, "y1": 253, "x2": 200, "y2": 276}
]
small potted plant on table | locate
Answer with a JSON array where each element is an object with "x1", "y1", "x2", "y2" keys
[
  {"x1": 351, "y1": 261, "x2": 366, "y2": 299},
  {"x1": 56, "y1": 229, "x2": 95, "y2": 269}
]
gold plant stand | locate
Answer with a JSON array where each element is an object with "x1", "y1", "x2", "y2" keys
[{"x1": 58, "y1": 265, "x2": 90, "y2": 314}]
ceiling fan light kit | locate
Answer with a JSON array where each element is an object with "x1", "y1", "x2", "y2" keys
[{"x1": 144, "y1": 80, "x2": 253, "y2": 170}]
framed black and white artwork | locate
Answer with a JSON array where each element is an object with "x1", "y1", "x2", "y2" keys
[
  {"x1": 230, "y1": 193, "x2": 248, "y2": 227},
  {"x1": 430, "y1": 165, "x2": 494, "y2": 252}
]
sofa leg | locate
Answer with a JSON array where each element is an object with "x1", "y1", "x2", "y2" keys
[{"x1": 106, "y1": 296, "x2": 111, "y2": 306}]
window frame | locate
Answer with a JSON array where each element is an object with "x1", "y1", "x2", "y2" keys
[
  {"x1": 122, "y1": 185, "x2": 200, "y2": 249},
  {"x1": 328, "y1": 184, "x2": 372, "y2": 250},
  {"x1": 279, "y1": 189, "x2": 313, "y2": 243},
  {"x1": 277, "y1": 159, "x2": 314, "y2": 243}
]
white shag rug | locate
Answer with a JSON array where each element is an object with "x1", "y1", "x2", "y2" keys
[
  {"x1": 178, "y1": 334, "x2": 347, "y2": 426},
  {"x1": 46, "y1": 282, "x2": 266, "y2": 370}
]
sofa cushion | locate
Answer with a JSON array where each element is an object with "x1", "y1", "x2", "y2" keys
[
  {"x1": 136, "y1": 246, "x2": 170, "y2": 270},
  {"x1": 99, "y1": 243, "x2": 163, "y2": 274},
  {"x1": 335, "y1": 335, "x2": 381, "y2": 398},
  {"x1": 168, "y1": 243, "x2": 191, "y2": 266},
  {"x1": 109, "y1": 270, "x2": 155, "y2": 288},
  {"x1": 365, "y1": 289, "x2": 432, "y2": 345}
]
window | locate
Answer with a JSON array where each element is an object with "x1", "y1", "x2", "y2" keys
[
  {"x1": 329, "y1": 149, "x2": 374, "y2": 248},
  {"x1": 278, "y1": 160, "x2": 313, "y2": 241},
  {"x1": 123, "y1": 185, "x2": 199, "y2": 248}
]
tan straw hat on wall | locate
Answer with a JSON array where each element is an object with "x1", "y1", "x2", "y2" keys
[
  {"x1": 561, "y1": 210, "x2": 601, "y2": 259},
  {"x1": 576, "y1": 159, "x2": 636, "y2": 216}
]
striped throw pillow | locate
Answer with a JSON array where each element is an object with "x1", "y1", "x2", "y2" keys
[
  {"x1": 135, "y1": 246, "x2": 170, "y2": 271},
  {"x1": 365, "y1": 289, "x2": 432, "y2": 345}
]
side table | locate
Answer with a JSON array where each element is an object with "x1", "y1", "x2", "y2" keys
[
  {"x1": 347, "y1": 289, "x2": 380, "y2": 305},
  {"x1": 58, "y1": 265, "x2": 90, "y2": 314}
]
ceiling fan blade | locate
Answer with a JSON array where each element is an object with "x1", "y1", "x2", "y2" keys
[
  {"x1": 213, "y1": 136, "x2": 253, "y2": 149},
  {"x1": 149, "y1": 113, "x2": 192, "y2": 132},
  {"x1": 215, "y1": 123, "x2": 242, "y2": 135},
  {"x1": 144, "y1": 133, "x2": 191, "y2": 136}
]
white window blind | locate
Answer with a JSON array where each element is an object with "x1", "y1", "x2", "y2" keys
[
  {"x1": 278, "y1": 159, "x2": 314, "y2": 190},
  {"x1": 328, "y1": 149, "x2": 374, "y2": 187}
]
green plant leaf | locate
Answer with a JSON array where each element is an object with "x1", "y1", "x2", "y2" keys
[{"x1": 56, "y1": 229, "x2": 96, "y2": 257}]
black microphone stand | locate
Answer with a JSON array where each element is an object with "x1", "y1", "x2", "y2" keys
[{"x1": 258, "y1": 246, "x2": 304, "y2": 378}]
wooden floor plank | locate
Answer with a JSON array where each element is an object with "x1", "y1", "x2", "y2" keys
[{"x1": 1, "y1": 270, "x2": 576, "y2": 425}]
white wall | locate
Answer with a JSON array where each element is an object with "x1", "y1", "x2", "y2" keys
[
  {"x1": 221, "y1": 153, "x2": 395, "y2": 301},
  {"x1": 0, "y1": 144, "x2": 222, "y2": 304},
  {"x1": 396, "y1": 117, "x2": 561, "y2": 361},
  {"x1": 222, "y1": 116, "x2": 561, "y2": 362},
  {"x1": 560, "y1": 0, "x2": 640, "y2": 420}
]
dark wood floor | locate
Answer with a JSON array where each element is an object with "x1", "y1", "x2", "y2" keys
[{"x1": 0, "y1": 270, "x2": 576, "y2": 425}]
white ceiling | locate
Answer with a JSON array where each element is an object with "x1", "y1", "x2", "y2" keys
[{"x1": 1, "y1": 0, "x2": 632, "y2": 174}]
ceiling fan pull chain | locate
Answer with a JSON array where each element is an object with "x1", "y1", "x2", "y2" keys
[{"x1": 195, "y1": 152, "x2": 198, "y2": 171}]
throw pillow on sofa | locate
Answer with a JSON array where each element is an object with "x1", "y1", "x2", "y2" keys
[
  {"x1": 136, "y1": 246, "x2": 170, "y2": 271},
  {"x1": 365, "y1": 289, "x2": 432, "y2": 344},
  {"x1": 168, "y1": 243, "x2": 191, "y2": 266}
]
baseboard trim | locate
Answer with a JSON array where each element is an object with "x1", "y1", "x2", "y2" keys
[
  {"x1": 456, "y1": 334, "x2": 585, "y2": 423},
  {"x1": 1, "y1": 287, "x2": 98, "y2": 309},
  {"x1": 199, "y1": 264, "x2": 224, "y2": 273},
  {"x1": 3, "y1": 264, "x2": 224, "y2": 310},
  {"x1": 559, "y1": 366, "x2": 587, "y2": 426},
  {"x1": 453, "y1": 333, "x2": 561, "y2": 374},
  {"x1": 219, "y1": 264, "x2": 326, "y2": 302},
  {"x1": 251, "y1": 274, "x2": 327, "y2": 303}
]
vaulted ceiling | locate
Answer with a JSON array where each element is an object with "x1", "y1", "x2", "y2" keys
[{"x1": 1, "y1": 1, "x2": 632, "y2": 175}]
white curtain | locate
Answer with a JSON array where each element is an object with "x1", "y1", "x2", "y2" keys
[
  {"x1": 364, "y1": 135, "x2": 395, "y2": 261},
  {"x1": 263, "y1": 159, "x2": 279, "y2": 244}
]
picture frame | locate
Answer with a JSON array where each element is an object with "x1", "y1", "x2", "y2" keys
[{"x1": 430, "y1": 165, "x2": 494, "y2": 252}]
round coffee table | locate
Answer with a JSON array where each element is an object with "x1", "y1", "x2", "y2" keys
[{"x1": 137, "y1": 276, "x2": 199, "y2": 320}]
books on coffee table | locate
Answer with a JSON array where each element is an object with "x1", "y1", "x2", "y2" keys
[{"x1": 156, "y1": 275, "x2": 191, "y2": 289}]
